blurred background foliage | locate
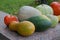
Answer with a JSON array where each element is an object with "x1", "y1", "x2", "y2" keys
[
  {"x1": 0, "y1": 0, "x2": 59, "y2": 15},
  {"x1": 0, "y1": 0, "x2": 35, "y2": 15}
]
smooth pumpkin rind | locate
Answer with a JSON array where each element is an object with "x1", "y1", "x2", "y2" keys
[{"x1": 26, "y1": 15, "x2": 52, "y2": 32}]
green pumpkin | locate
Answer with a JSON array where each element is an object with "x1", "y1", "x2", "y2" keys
[
  {"x1": 26, "y1": 15, "x2": 52, "y2": 32},
  {"x1": 36, "y1": 4, "x2": 53, "y2": 15},
  {"x1": 47, "y1": 15, "x2": 59, "y2": 28}
]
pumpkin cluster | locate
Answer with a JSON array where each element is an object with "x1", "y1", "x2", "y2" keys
[{"x1": 4, "y1": 2, "x2": 60, "y2": 36}]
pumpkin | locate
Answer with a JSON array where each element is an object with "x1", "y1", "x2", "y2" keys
[
  {"x1": 26, "y1": 15, "x2": 52, "y2": 32},
  {"x1": 50, "y1": 2, "x2": 60, "y2": 16},
  {"x1": 36, "y1": 4, "x2": 53, "y2": 15},
  {"x1": 18, "y1": 6, "x2": 41, "y2": 21},
  {"x1": 47, "y1": 15, "x2": 58, "y2": 28}
]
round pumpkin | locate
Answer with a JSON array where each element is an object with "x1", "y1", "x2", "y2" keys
[
  {"x1": 36, "y1": 4, "x2": 53, "y2": 15},
  {"x1": 50, "y1": 2, "x2": 60, "y2": 16},
  {"x1": 47, "y1": 15, "x2": 58, "y2": 28}
]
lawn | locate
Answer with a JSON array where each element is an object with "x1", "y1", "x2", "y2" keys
[{"x1": 0, "y1": 0, "x2": 35, "y2": 15}]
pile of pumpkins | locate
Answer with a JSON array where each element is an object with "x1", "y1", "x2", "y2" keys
[{"x1": 4, "y1": 2, "x2": 60, "y2": 37}]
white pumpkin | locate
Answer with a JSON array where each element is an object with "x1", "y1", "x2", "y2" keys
[{"x1": 18, "y1": 6, "x2": 41, "y2": 21}]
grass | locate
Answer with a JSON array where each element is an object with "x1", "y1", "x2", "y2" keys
[{"x1": 0, "y1": 0, "x2": 36, "y2": 15}]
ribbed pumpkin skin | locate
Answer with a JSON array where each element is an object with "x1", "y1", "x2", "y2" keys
[
  {"x1": 47, "y1": 15, "x2": 58, "y2": 28},
  {"x1": 26, "y1": 15, "x2": 52, "y2": 32},
  {"x1": 36, "y1": 4, "x2": 53, "y2": 15}
]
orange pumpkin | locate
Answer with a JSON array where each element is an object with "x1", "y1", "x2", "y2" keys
[{"x1": 50, "y1": 2, "x2": 60, "y2": 16}]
